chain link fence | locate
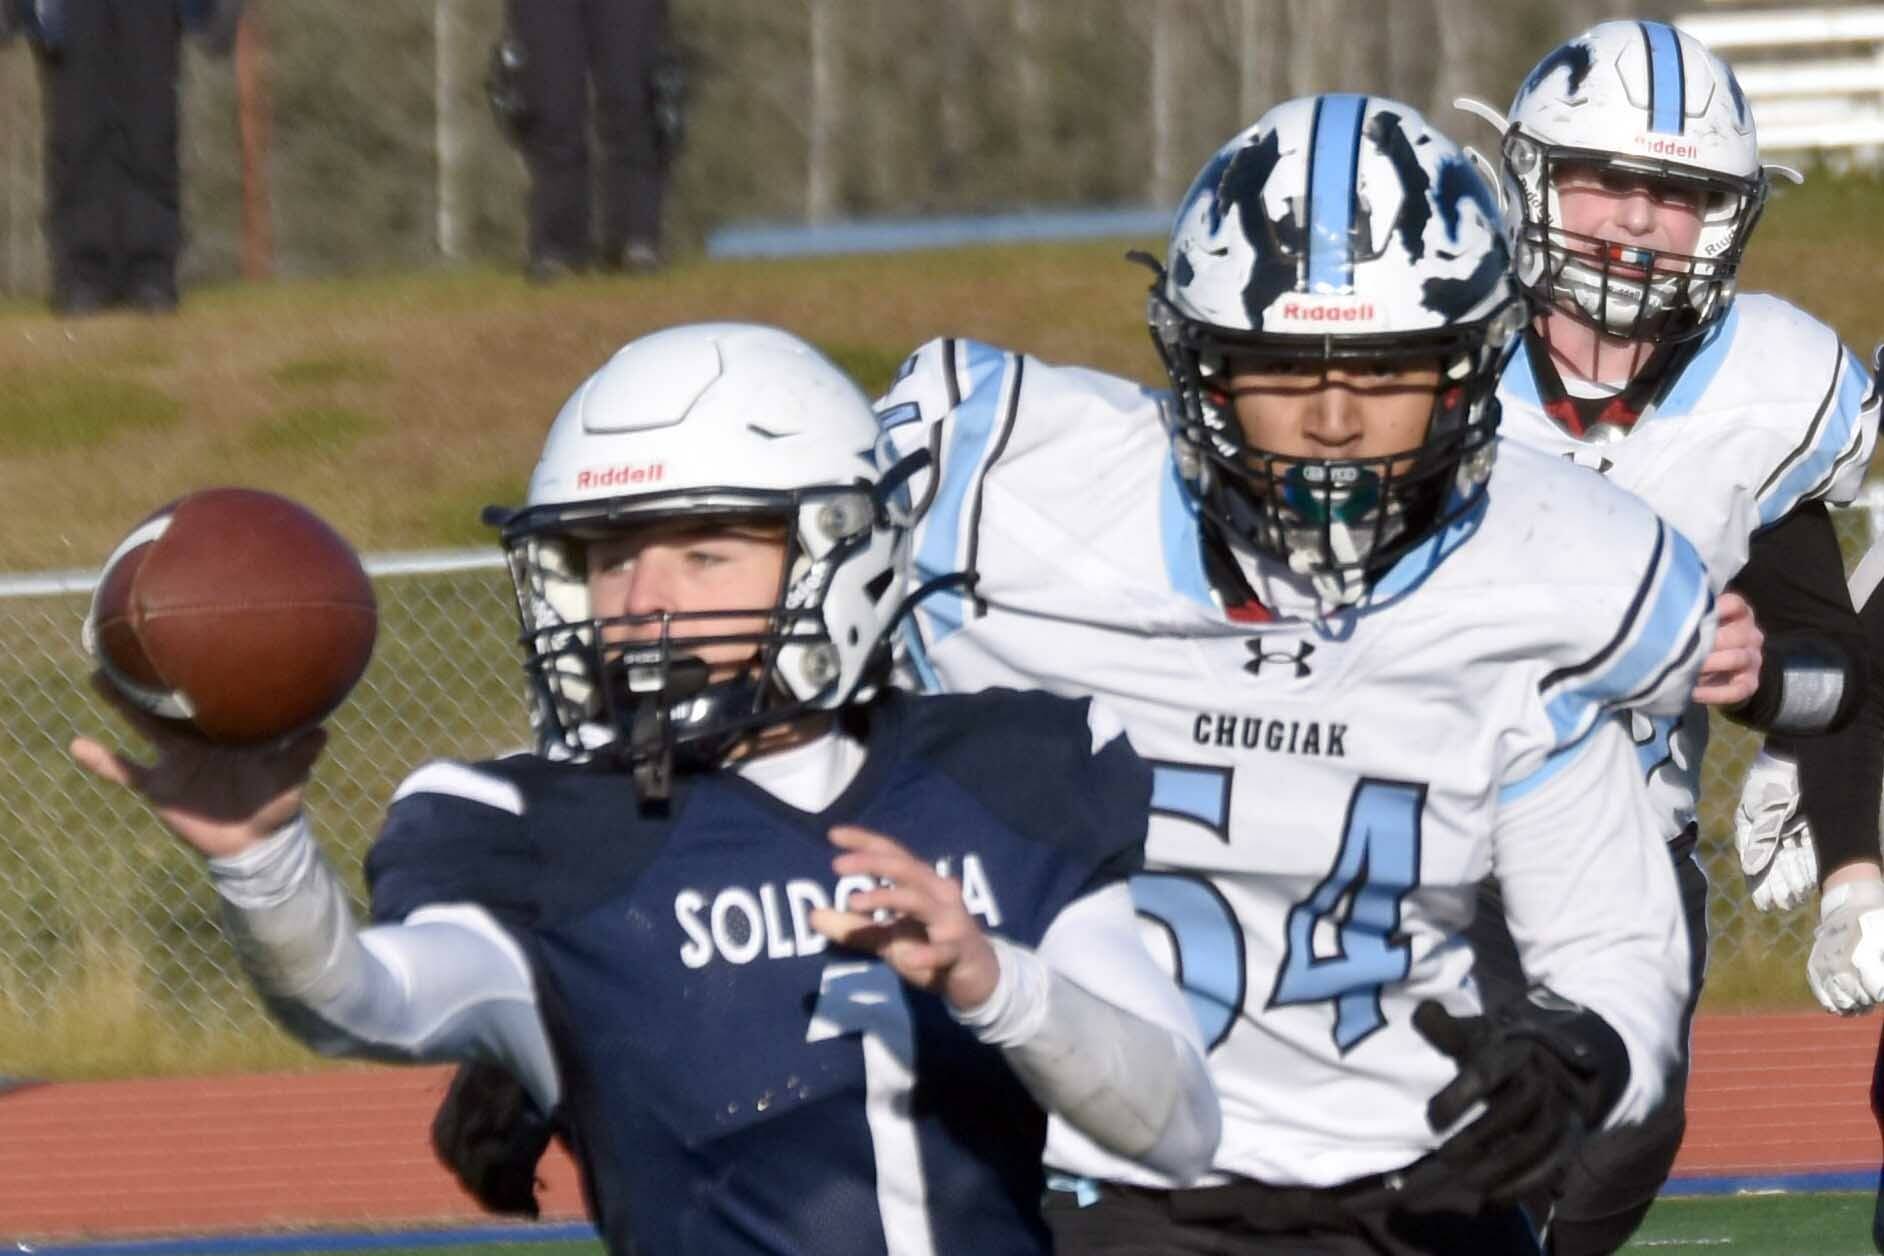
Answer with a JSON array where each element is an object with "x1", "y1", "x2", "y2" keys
[
  {"x1": 0, "y1": 556, "x2": 530, "y2": 1078},
  {"x1": 1, "y1": 511, "x2": 1874, "y2": 1078}
]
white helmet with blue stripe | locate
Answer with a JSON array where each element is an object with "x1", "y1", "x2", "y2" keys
[
  {"x1": 1470, "y1": 19, "x2": 1771, "y2": 342},
  {"x1": 1148, "y1": 93, "x2": 1518, "y2": 605}
]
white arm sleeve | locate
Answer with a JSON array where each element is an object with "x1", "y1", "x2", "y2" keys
[
  {"x1": 951, "y1": 881, "x2": 1220, "y2": 1182},
  {"x1": 1494, "y1": 718, "x2": 1689, "y2": 1128},
  {"x1": 207, "y1": 816, "x2": 562, "y2": 1111}
]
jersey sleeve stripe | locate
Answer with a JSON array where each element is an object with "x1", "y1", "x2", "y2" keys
[
  {"x1": 1756, "y1": 337, "x2": 1860, "y2": 524},
  {"x1": 962, "y1": 354, "x2": 1025, "y2": 612},
  {"x1": 943, "y1": 336, "x2": 965, "y2": 410},
  {"x1": 1795, "y1": 349, "x2": 1876, "y2": 509},
  {"x1": 1540, "y1": 522, "x2": 1710, "y2": 743},
  {"x1": 1498, "y1": 716, "x2": 1603, "y2": 805},
  {"x1": 1616, "y1": 617, "x2": 1706, "y2": 712},
  {"x1": 391, "y1": 761, "x2": 526, "y2": 815},
  {"x1": 909, "y1": 340, "x2": 1016, "y2": 644},
  {"x1": 1539, "y1": 523, "x2": 1664, "y2": 693}
]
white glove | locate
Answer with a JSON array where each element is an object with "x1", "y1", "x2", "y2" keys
[
  {"x1": 1807, "y1": 877, "x2": 1884, "y2": 1015},
  {"x1": 1733, "y1": 749, "x2": 1820, "y2": 913}
]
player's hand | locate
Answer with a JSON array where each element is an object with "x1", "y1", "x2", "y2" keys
[
  {"x1": 432, "y1": 1060, "x2": 558, "y2": 1219},
  {"x1": 1808, "y1": 871, "x2": 1884, "y2": 1015},
  {"x1": 1692, "y1": 590, "x2": 1762, "y2": 707},
  {"x1": 1403, "y1": 992, "x2": 1626, "y2": 1212},
  {"x1": 1732, "y1": 748, "x2": 1818, "y2": 913},
  {"x1": 808, "y1": 825, "x2": 1002, "y2": 1012},
  {"x1": 69, "y1": 673, "x2": 327, "y2": 861}
]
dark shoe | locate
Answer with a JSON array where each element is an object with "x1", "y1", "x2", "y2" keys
[
  {"x1": 50, "y1": 283, "x2": 111, "y2": 317},
  {"x1": 126, "y1": 282, "x2": 179, "y2": 314},
  {"x1": 525, "y1": 255, "x2": 584, "y2": 285}
]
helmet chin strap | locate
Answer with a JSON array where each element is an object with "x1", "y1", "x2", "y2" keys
[{"x1": 611, "y1": 655, "x2": 777, "y2": 804}]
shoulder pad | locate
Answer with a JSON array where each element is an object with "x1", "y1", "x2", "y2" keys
[{"x1": 367, "y1": 758, "x2": 541, "y2": 927}]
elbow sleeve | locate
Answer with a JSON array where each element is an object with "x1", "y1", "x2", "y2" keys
[{"x1": 1729, "y1": 633, "x2": 1866, "y2": 734}]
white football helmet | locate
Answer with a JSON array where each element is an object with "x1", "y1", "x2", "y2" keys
[
  {"x1": 1150, "y1": 93, "x2": 1518, "y2": 606},
  {"x1": 489, "y1": 323, "x2": 915, "y2": 795},
  {"x1": 1468, "y1": 19, "x2": 1772, "y2": 342}
]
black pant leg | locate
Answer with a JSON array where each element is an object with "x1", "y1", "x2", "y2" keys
[
  {"x1": 512, "y1": 0, "x2": 592, "y2": 267},
  {"x1": 1045, "y1": 1187, "x2": 1239, "y2": 1255},
  {"x1": 38, "y1": 0, "x2": 118, "y2": 300},
  {"x1": 109, "y1": 0, "x2": 182, "y2": 296},
  {"x1": 585, "y1": 0, "x2": 666, "y2": 257}
]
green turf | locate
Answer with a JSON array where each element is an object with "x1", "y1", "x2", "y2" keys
[{"x1": 1628, "y1": 1191, "x2": 1874, "y2": 1254}]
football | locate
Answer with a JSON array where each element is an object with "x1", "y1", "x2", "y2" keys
[{"x1": 83, "y1": 488, "x2": 378, "y2": 744}]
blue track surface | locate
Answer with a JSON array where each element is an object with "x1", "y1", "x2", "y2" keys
[{"x1": 705, "y1": 207, "x2": 1171, "y2": 259}]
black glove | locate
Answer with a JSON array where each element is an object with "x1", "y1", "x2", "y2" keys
[
  {"x1": 1404, "y1": 989, "x2": 1629, "y2": 1212},
  {"x1": 431, "y1": 1060, "x2": 559, "y2": 1219}
]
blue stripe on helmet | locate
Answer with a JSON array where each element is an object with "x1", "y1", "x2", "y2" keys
[
  {"x1": 1641, "y1": 22, "x2": 1685, "y2": 134},
  {"x1": 1306, "y1": 93, "x2": 1367, "y2": 293}
]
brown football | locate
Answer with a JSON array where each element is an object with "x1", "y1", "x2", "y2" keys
[{"x1": 84, "y1": 488, "x2": 378, "y2": 744}]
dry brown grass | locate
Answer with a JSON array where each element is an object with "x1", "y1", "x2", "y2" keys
[
  {"x1": 1, "y1": 175, "x2": 1878, "y2": 576},
  {"x1": 0, "y1": 242, "x2": 1166, "y2": 575}
]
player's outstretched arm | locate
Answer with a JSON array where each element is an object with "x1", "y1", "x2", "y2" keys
[
  {"x1": 810, "y1": 825, "x2": 1220, "y2": 1182},
  {"x1": 73, "y1": 678, "x2": 561, "y2": 1104}
]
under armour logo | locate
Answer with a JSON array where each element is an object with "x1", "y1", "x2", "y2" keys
[{"x1": 1244, "y1": 639, "x2": 1314, "y2": 678}]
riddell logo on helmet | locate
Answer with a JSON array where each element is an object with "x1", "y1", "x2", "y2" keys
[
  {"x1": 1635, "y1": 135, "x2": 1698, "y2": 160},
  {"x1": 1279, "y1": 300, "x2": 1376, "y2": 323},
  {"x1": 576, "y1": 463, "x2": 666, "y2": 489}
]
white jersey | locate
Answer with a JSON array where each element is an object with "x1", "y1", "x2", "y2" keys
[
  {"x1": 1499, "y1": 293, "x2": 1879, "y2": 840},
  {"x1": 875, "y1": 338, "x2": 1705, "y2": 1189}
]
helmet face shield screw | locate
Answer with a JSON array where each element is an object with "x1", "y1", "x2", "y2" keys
[
  {"x1": 801, "y1": 643, "x2": 840, "y2": 689},
  {"x1": 818, "y1": 495, "x2": 871, "y2": 541}
]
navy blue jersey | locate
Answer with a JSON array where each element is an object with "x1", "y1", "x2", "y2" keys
[{"x1": 367, "y1": 688, "x2": 1149, "y2": 1256}]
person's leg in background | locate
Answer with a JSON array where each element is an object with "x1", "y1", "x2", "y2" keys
[
  {"x1": 37, "y1": 0, "x2": 119, "y2": 313},
  {"x1": 587, "y1": 0, "x2": 667, "y2": 272},
  {"x1": 112, "y1": 0, "x2": 183, "y2": 311},
  {"x1": 510, "y1": 0, "x2": 592, "y2": 280}
]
